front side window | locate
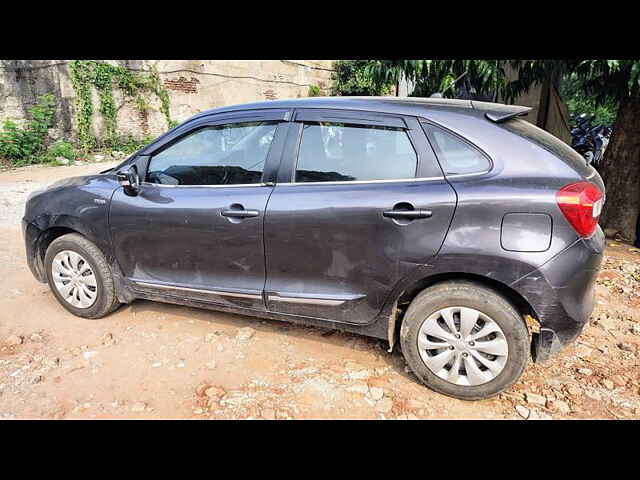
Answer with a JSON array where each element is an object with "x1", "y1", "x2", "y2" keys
[
  {"x1": 427, "y1": 125, "x2": 491, "y2": 175},
  {"x1": 147, "y1": 121, "x2": 278, "y2": 186},
  {"x1": 295, "y1": 122, "x2": 417, "y2": 183}
]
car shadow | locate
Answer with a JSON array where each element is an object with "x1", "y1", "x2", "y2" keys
[{"x1": 122, "y1": 299, "x2": 421, "y2": 385}]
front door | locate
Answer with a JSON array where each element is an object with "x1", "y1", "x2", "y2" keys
[
  {"x1": 264, "y1": 109, "x2": 457, "y2": 324},
  {"x1": 109, "y1": 112, "x2": 288, "y2": 310}
]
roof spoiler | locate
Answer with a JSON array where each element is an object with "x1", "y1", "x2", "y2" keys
[
  {"x1": 484, "y1": 108, "x2": 532, "y2": 123},
  {"x1": 470, "y1": 100, "x2": 532, "y2": 123}
]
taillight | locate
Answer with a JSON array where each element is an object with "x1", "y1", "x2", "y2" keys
[{"x1": 556, "y1": 181, "x2": 604, "y2": 237}]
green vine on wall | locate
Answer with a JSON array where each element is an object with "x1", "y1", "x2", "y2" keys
[{"x1": 68, "y1": 60, "x2": 176, "y2": 151}]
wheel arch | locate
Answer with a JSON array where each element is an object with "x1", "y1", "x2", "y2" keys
[
  {"x1": 387, "y1": 271, "x2": 540, "y2": 351},
  {"x1": 31, "y1": 226, "x2": 83, "y2": 282}
]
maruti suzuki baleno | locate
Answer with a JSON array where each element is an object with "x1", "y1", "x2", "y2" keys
[{"x1": 23, "y1": 97, "x2": 605, "y2": 399}]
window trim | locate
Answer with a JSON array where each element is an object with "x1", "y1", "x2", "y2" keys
[
  {"x1": 420, "y1": 120, "x2": 494, "y2": 178},
  {"x1": 140, "y1": 109, "x2": 290, "y2": 157},
  {"x1": 144, "y1": 116, "x2": 285, "y2": 188},
  {"x1": 285, "y1": 110, "x2": 422, "y2": 185}
]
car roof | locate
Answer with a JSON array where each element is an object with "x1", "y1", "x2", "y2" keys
[
  {"x1": 186, "y1": 96, "x2": 530, "y2": 124},
  {"x1": 191, "y1": 97, "x2": 473, "y2": 119}
]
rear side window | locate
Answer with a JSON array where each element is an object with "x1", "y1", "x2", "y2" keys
[
  {"x1": 295, "y1": 122, "x2": 417, "y2": 183},
  {"x1": 426, "y1": 124, "x2": 491, "y2": 175}
]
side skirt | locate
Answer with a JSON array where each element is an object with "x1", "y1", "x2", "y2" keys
[{"x1": 122, "y1": 283, "x2": 389, "y2": 340}]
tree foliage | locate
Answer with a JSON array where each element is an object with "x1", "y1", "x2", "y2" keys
[
  {"x1": 0, "y1": 93, "x2": 57, "y2": 165},
  {"x1": 560, "y1": 74, "x2": 618, "y2": 125},
  {"x1": 331, "y1": 60, "x2": 395, "y2": 96},
  {"x1": 364, "y1": 60, "x2": 508, "y2": 99}
]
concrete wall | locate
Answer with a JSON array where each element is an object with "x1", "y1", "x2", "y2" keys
[{"x1": 0, "y1": 60, "x2": 335, "y2": 143}]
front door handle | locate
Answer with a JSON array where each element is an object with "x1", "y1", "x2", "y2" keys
[
  {"x1": 383, "y1": 209, "x2": 432, "y2": 220},
  {"x1": 221, "y1": 209, "x2": 260, "y2": 218}
]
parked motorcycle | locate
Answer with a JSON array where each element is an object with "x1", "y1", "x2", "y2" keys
[{"x1": 570, "y1": 114, "x2": 611, "y2": 168}]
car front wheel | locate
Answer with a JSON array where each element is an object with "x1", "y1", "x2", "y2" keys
[
  {"x1": 400, "y1": 281, "x2": 530, "y2": 400},
  {"x1": 44, "y1": 233, "x2": 120, "y2": 319}
]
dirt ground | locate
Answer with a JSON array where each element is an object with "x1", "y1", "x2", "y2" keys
[{"x1": 0, "y1": 161, "x2": 638, "y2": 420}]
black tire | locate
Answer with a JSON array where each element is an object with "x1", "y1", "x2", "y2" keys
[
  {"x1": 399, "y1": 281, "x2": 529, "y2": 400},
  {"x1": 44, "y1": 233, "x2": 121, "y2": 319}
]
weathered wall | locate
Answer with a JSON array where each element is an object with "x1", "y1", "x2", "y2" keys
[{"x1": 0, "y1": 60, "x2": 335, "y2": 143}]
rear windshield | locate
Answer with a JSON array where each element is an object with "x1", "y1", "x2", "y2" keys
[{"x1": 500, "y1": 118, "x2": 591, "y2": 175}]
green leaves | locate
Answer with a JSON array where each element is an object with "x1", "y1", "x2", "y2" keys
[
  {"x1": 357, "y1": 59, "x2": 640, "y2": 107},
  {"x1": 0, "y1": 94, "x2": 57, "y2": 165},
  {"x1": 68, "y1": 61, "x2": 176, "y2": 152},
  {"x1": 331, "y1": 60, "x2": 395, "y2": 96}
]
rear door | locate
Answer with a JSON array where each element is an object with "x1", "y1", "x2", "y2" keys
[
  {"x1": 109, "y1": 110, "x2": 289, "y2": 311},
  {"x1": 263, "y1": 109, "x2": 457, "y2": 324}
]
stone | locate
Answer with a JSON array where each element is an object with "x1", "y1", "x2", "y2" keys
[
  {"x1": 515, "y1": 405, "x2": 530, "y2": 419},
  {"x1": 547, "y1": 399, "x2": 570, "y2": 414},
  {"x1": 55, "y1": 156, "x2": 70, "y2": 165},
  {"x1": 82, "y1": 351, "x2": 99, "y2": 360},
  {"x1": 29, "y1": 333, "x2": 44, "y2": 342},
  {"x1": 597, "y1": 315, "x2": 617, "y2": 330},
  {"x1": 204, "y1": 333, "x2": 216, "y2": 343},
  {"x1": 347, "y1": 369, "x2": 372, "y2": 380},
  {"x1": 375, "y1": 397, "x2": 393, "y2": 413},
  {"x1": 6, "y1": 335, "x2": 23, "y2": 346},
  {"x1": 604, "y1": 228, "x2": 619, "y2": 238},
  {"x1": 131, "y1": 402, "x2": 146, "y2": 412},
  {"x1": 102, "y1": 333, "x2": 115, "y2": 346},
  {"x1": 577, "y1": 368, "x2": 593, "y2": 375},
  {"x1": 204, "y1": 386, "x2": 226, "y2": 399},
  {"x1": 602, "y1": 379, "x2": 614, "y2": 390},
  {"x1": 93, "y1": 154, "x2": 105, "y2": 162},
  {"x1": 529, "y1": 410, "x2": 553, "y2": 420},
  {"x1": 236, "y1": 327, "x2": 256, "y2": 341},
  {"x1": 618, "y1": 342, "x2": 636, "y2": 353},
  {"x1": 575, "y1": 345, "x2": 594, "y2": 359},
  {"x1": 346, "y1": 383, "x2": 369, "y2": 395},
  {"x1": 524, "y1": 392, "x2": 547, "y2": 406},
  {"x1": 598, "y1": 270, "x2": 623, "y2": 282},
  {"x1": 290, "y1": 366, "x2": 319, "y2": 378},
  {"x1": 369, "y1": 387, "x2": 385, "y2": 401},
  {"x1": 195, "y1": 383, "x2": 212, "y2": 397},
  {"x1": 612, "y1": 375, "x2": 627, "y2": 387}
]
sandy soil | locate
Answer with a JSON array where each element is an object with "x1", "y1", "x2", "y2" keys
[{"x1": 0, "y1": 162, "x2": 638, "y2": 419}]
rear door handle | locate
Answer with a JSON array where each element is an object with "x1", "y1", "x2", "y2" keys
[{"x1": 383, "y1": 209, "x2": 432, "y2": 220}]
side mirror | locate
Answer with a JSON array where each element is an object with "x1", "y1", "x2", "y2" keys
[{"x1": 116, "y1": 165, "x2": 140, "y2": 196}]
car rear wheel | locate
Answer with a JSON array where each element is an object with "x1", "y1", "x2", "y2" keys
[
  {"x1": 45, "y1": 233, "x2": 120, "y2": 319},
  {"x1": 400, "y1": 280, "x2": 529, "y2": 400}
]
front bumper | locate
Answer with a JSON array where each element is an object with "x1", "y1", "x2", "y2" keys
[
  {"x1": 23, "y1": 218, "x2": 47, "y2": 283},
  {"x1": 511, "y1": 226, "x2": 605, "y2": 362}
]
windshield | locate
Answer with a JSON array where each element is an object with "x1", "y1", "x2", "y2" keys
[{"x1": 500, "y1": 117, "x2": 591, "y2": 176}]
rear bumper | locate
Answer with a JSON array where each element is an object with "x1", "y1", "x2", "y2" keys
[{"x1": 511, "y1": 226, "x2": 605, "y2": 362}]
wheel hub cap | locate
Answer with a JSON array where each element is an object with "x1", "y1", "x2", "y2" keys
[
  {"x1": 51, "y1": 250, "x2": 97, "y2": 309},
  {"x1": 417, "y1": 306, "x2": 508, "y2": 386}
]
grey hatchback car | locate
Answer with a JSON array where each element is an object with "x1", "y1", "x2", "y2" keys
[{"x1": 23, "y1": 97, "x2": 605, "y2": 399}]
